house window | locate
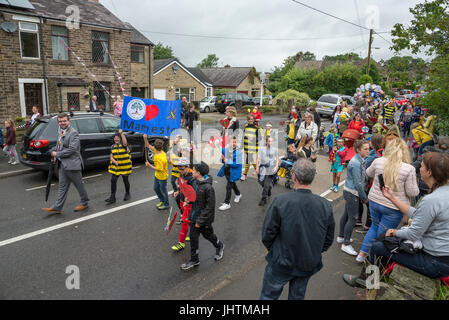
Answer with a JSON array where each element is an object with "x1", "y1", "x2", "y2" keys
[
  {"x1": 94, "y1": 82, "x2": 111, "y2": 111},
  {"x1": 92, "y1": 31, "x2": 109, "y2": 64},
  {"x1": 52, "y1": 26, "x2": 69, "y2": 61},
  {"x1": 176, "y1": 88, "x2": 195, "y2": 102},
  {"x1": 67, "y1": 93, "x2": 80, "y2": 111},
  {"x1": 131, "y1": 45, "x2": 145, "y2": 63},
  {"x1": 131, "y1": 87, "x2": 146, "y2": 98},
  {"x1": 19, "y1": 22, "x2": 39, "y2": 59}
]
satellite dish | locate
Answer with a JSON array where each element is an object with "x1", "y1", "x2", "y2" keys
[{"x1": 1, "y1": 21, "x2": 18, "y2": 33}]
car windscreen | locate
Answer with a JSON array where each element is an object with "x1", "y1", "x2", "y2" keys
[{"x1": 200, "y1": 97, "x2": 209, "y2": 102}]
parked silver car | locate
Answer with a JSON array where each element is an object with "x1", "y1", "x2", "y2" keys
[
  {"x1": 199, "y1": 96, "x2": 217, "y2": 113},
  {"x1": 316, "y1": 94, "x2": 354, "y2": 117}
]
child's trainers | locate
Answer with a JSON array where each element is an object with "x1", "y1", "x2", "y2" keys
[
  {"x1": 334, "y1": 185, "x2": 339, "y2": 193},
  {"x1": 171, "y1": 242, "x2": 185, "y2": 251},
  {"x1": 330, "y1": 185, "x2": 336, "y2": 191}
]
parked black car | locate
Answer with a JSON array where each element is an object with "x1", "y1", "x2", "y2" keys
[
  {"x1": 215, "y1": 92, "x2": 254, "y2": 113},
  {"x1": 19, "y1": 112, "x2": 169, "y2": 173}
]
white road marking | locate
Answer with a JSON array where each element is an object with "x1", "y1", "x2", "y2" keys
[{"x1": 0, "y1": 191, "x2": 173, "y2": 248}]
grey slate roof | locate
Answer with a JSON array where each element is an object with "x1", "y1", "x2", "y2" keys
[
  {"x1": 0, "y1": 0, "x2": 130, "y2": 30},
  {"x1": 154, "y1": 58, "x2": 213, "y2": 87},
  {"x1": 187, "y1": 67, "x2": 213, "y2": 86},
  {"x1": 125, "y1": 22, "x2": 153, "y2": 46},
  {"x1": 199, "y1": 67, "x2": 251, "y2": 87},
  {"x1": 154, "y1": 58, "x2": 178, "y2": 74}
]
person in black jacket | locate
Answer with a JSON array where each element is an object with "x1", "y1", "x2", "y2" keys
[
  {"x1": 260, "y1": 158, "x2": 335, "y2": 300},
  {"x1": 181, "y1": 162, "x2": 225, "y2": 270},
  {"x1": 184, "y1": 103, "x2": 199, "y2": 142}
]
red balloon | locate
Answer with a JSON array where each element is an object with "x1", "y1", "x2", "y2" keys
[{"x1": 145, "y1": 104, "x2": 159, "y2": 121}]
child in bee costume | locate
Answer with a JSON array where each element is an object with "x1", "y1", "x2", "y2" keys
[{"x1": 106, "y1": 130, "x2": 132, "y2": 204}]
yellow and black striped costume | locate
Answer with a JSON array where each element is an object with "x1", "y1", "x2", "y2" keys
[
  {"x1": 243, "y1": 123, "x2": 263, "y2": 175},
  {"x1": 170, "y1": 153, "x2": 180, "y2": 178},
  {"x1": 244, "y1": 123, "x2": 263, "y2": 154},
  {"x1": 384, "y1": 104, "x2": 397, "y2": 121},
  {"x1": 108, "y1": 144, "x2": 132, "y2": 176}
]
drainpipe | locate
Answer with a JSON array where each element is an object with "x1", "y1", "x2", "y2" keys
[{"x1": 39, "y1": 16, "x2": 49, "y2": 115}]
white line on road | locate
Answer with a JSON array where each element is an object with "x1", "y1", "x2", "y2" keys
[
  {"x1": 0, "y1": 191, "x2": 173, "y2": 248},
  {"x1": 320, "y1": 180, "x2": 346, "y2": 198}
]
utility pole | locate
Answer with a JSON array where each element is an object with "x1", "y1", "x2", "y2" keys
[{"x1": 366, "y1": 29, "x2": 373, "y2": 75}]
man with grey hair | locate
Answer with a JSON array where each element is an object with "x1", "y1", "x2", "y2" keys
[{"x1": 260, "y1": 158, "x2": 335, "y2": 300}]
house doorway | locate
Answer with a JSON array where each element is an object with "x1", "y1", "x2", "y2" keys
[{"x1": 24, "y1": 83, "x2": 43, "y2": 116}]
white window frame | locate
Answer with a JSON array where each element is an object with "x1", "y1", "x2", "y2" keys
[{"x1": 19, "y1": 21, "x2": 40, "y2": 60}]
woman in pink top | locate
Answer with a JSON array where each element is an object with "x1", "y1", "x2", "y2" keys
[
  {"x1": 113, "y1": 96, "x2": 123, "y2": 117},
  {"x1": 355, "y1": 138, "x2": 419, "y2": 263}
]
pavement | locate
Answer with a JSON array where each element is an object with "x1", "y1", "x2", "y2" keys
[
  {"x1": 0, "y1": 143, "x2": 34, "y2": 179},
  {"x1": 0, "y1": 114, "x2": 369, "y2": 300}
]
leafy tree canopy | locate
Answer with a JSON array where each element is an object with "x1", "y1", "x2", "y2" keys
[
  {"x1": 197, "y1": 54, "x2": 220, "y2": 68},
  {"x1": 154, "y1": 42, "x2": 174, "y2": 60}
]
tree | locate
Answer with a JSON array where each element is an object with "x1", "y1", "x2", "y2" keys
[
  {"x1": 297, "y1": 51, "x2": 316, "y2": 61},
  {"x1": 197, "y1": 54, "x2": 220, "y2": 68},
  {"x1": 391, "y1": 0, "x2": 449, "y2": 134},
  {"x1": 153, "y1": 42, "x2": 174, "y2": 60},
  {"x1": 323, "y1": 52, "x2": 362, "y2": 61}
]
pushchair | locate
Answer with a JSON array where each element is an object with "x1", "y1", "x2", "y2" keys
[{"x1": 273, "y1": 159, "x2": 295, "y2": 189}]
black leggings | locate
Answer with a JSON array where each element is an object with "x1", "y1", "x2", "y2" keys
[{"x1": 111, "y1": 174, "x2": 130, "y2": 196}]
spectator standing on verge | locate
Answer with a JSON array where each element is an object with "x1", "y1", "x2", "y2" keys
[
  {"x1": 260, "y1": 159, "x2": 335, "y2": 300},
  {"x1": 113, "y1": 96, "x2": 123, "y2": 117},
  {"x1": 256, "y1": 136, "x2": 279, "y2": 206},
  {"x1": 3, "y1": 120, "x2": 19, "y2": 165},
  {"x1": 180, "y1": 96, "x2": 188, "y2": 127},
  {"x1": 338, "y1": 140, "x2": 370, "y2": 256}
]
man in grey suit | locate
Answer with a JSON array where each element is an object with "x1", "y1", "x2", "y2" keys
[{"x1": 42, "y1": 113, "x2": 89, "y2": 214}]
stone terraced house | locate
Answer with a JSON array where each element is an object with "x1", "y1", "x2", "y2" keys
[{"x1": 0, "y1": 0, "x2": 153, "y2": 123}]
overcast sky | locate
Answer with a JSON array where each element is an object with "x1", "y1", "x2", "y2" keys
[{"x1": 100, "y1": 0, "x2": 426, "y2": 72}]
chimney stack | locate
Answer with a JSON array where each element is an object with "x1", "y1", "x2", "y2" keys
[{"x1": 296, "y1": 52, "x2": 303, "y2": 62}]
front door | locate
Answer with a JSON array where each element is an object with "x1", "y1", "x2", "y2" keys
[{"x1": 24, "y1": 83, "x2": 43, "y2": 116}]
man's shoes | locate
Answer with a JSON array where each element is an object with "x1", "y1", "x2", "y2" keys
[
  {"x1": 180, "y1": 260, "x2": 200, "y2": 270},
  {"x1": 355, "y1": 228, "x2": 369, "y2": 234},
  {"x1": 74, "y1": 205, "x2": 88, "y2": 212},
  {"x1": 215, "y1": 242, "x2": 225, "y2": 261},
  {"x1": 105, "y1": 196, "x2": 116, "y2": 204},
  {"x1": 268, "y1": 189, "x2": 272, "y2": 197},
  {"x1": 158, "y1": 205, "x2": 169, "y2": 210},
  {"x1": 156, "y1": 201, "x2": 163, "y2": 208},
  {"x1": 123, "y1": 193, "x2": 131, "y2": 201},
  {"x1": 355, "y1": 255, "x2": 365, "y2": 263},
  {"x1": 171, "y1": 242, "x2": 185, "y2": 251},
  {"x1": 218, "y1": 203, "x2": 231, "y2": 211},
  {"x1": 42, "y1": 208, "x2": 61, "y2": 214},
  {"x1": 341, "y1": 244, "x2": 358, "y2": 256},
  {"x1": 355, "y1": 221, "x2": 363, "y2": 227},
  {"x1": 258, "y1": 199, "x2": 267, "y2": 206},
  {"x1": 234, "y1": 194, "x2": 242, "y2": 203},
  {"x1": 11, "y1": 161, "x2": 18, "y2": 165}
]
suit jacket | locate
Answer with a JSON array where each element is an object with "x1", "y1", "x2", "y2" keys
[
  {"x1": 89, "y1": 100, "x2": 98, "y2": 112},
  {"x1": 51, "y1": 129, "x2": 84, "y2": 171}
]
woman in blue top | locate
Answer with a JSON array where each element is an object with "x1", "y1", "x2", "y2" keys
[
  {"x1": 338, "y1": 140, "x2": 370, "y2": 257},
  {"x1": 218, "y1": 136, "x2": 243, "y2": 211}
]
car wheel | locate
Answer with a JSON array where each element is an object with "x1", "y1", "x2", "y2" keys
[
  {"x1": 205, "y1": 106, "x2": 210, "y2": 113},
  {"x1": 147, "y1": 146, "x2": 155, "y2": 165}
]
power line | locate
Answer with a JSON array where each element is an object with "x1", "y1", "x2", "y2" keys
[
  {"x1": 290, "y1": 0, "x2": 370, "y2": 31},
  {"x1": 138, "y1": 29, "x2": 373, "y2": 41}
]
